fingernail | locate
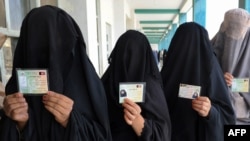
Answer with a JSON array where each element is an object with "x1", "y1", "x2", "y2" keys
[{"x1": 43, "y1": 95, "x2": 47, "y2": 100}]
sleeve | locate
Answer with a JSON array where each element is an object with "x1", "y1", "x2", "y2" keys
[
  {"x1": 0, "y1": 109, "x2": 111, "y2": 141},
  {"x1": 203, "y1": 62, "x2": 236, "y2": 141},
  {"x1": 0, "y1": 115, "x2": 21, "y2": 141},
  {"x1": 63, "y1": 110, "x2": 112, "y2": 141},
  {"x1": 138, "y1": 77, "x2": 171, "y2": 141}
]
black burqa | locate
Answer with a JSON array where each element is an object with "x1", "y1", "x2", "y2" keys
[
  {"x1": 0, "y1": 5, "x2": 112, "y2": 141},
  {"x1": 101, "y1": 30, "x2": 171, "y2": 141},
  {"x1": 160, "y1": 22, "x2": 235, "y2": 141}
]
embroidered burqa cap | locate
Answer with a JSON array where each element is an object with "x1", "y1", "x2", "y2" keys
[{"x1": 220, "y1": 8, "x2": 250, "y2": 39}]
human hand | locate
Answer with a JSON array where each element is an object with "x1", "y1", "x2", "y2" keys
[
  {"x1": 3, "y1": 93, "x2": 29, "y2": 130},
  {"x1": 122, "y1": 98, "x2": 144, "y2": 136},
  {"x1": 43, "y1": 91, "x2": 74, "y2": 127},
  {"x1": 192, "y1": 96, "x2": 211, "y2": 117},
  {"x1": 224, "y1": 72, "x2": 233, "y2": 86}
]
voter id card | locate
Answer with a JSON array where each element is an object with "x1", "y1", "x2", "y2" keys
[
  {"x1": 178, "y1": 83, "x2": 201, "y2": 99},
  {"x1": 16, "y1": 69, "x2": 49, "y2": 95},
  {"x1": 119, "y1": 82, "x2": 146, "y2": 103},
  {"x1": 231, "y1": 78, "x2": 249, "y2": 93}
]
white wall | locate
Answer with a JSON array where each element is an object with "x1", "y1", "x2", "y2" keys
[
  {"x1": 85, "y1": 0, "x2": 99, "y2": 72},
  {"x1": 206, "y1": 0, "x2": 238, "y2": 39},
  {"x1": 99, "y1": 0, "x2": 134, "y2": 75},
  {"x1": 125, "y1": 1, "x2": 134, "y2": 30},
  {"x1": 113, "y1": 0, "x2": 126, "y2": 43},
  {"x1": 99, "y1": 0, "x2": 114, "y2": 75},
  {"x1": 58, "y1": 0, "x2": 99, "y2": 74}
]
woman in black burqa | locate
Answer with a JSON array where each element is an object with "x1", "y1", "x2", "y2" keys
[
  {"x1": 0, "y1": 5, "x2": 112, "y2": 141},
  {"x1": 160, "y1": 22, "x2": 235, "y2": 141},
  {"x1": 101, "y1": 30, "x2": 171, "y2": 141}
]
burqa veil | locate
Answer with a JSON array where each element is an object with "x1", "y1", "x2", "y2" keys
[
  {"x1": 161, "y1": 22, "x2": 235, "y2": 141},
  {"x1": 101, "y1": 30, "x2": 171, "y2": 141},
  {"x1": 211, "y1": 8, "x2": 250, "y2": 124},
  {"x1": 0, "y1": 5, "x2": 112, "y2": 141}
]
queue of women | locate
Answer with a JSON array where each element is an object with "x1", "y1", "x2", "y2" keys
[{"x1": 0, "y1": 6, "x2": 249, "y2": 141}]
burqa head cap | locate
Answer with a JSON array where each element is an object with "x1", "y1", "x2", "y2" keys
[{"x1": 220, "y1": 8, "x2": 250, "y2": 39}]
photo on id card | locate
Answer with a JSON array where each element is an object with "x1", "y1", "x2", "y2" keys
[
  {"x1": 119, "y1": 82, "x2": 146, "y2": 103},
  {"x1": 178, "y1": 83, "x2": 201, "y2": 99}
]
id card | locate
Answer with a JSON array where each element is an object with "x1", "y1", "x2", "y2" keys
[
  {"x1": 16, "y1": 69, "x2": 49, "y2": 94},
  {"x1": 119, "y1": 82, "x2": 146, "y2": 103},
  {"x1": 178, "y1": 83, "x2": 201, "y2": 99},
  {"x1": 231, "y1": 78, "x2": 249, "y2": 93}
]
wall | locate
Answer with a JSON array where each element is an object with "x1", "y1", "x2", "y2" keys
[
  {"x1": 99, "y1": 0, "x2": 134, "y2": 75},
  {"x1": 99, "y1": 0, "x2": 114, "y2": 75},
  {"x1": 206, "y1": 0, "x2": 238, "y2": 39},
  {"x1": 58, "y1": 0, "x2": 100, "y2": 74}
]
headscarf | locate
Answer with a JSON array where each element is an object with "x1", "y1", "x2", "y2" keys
[
  {"x1": 0, "y1": 5, "x2": 111, "y2": 141},
  {"x1": 161, "y1": 22, "x2": 235, "y2": 141},
  {"x1": 211, "y1": 8, "x2": 250, "y2": 124},
  {"x1": 102, "y1": 30, "x2": 171, "y2": 141}
]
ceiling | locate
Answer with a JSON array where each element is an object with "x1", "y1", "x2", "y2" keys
[{"x1": 128, "y1": 0, "x2": 192, "y2": 44}]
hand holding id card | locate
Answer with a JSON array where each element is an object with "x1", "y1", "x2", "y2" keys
[
  {"x1": 16, "y1": 69, "x2": 49, "y2": 95},
  {"x1": 178, "y1": 83, "x2": 201, "y2": 99},
  {"x1": 119, "y1": 82, "x2": 146, "y2": 103}
]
